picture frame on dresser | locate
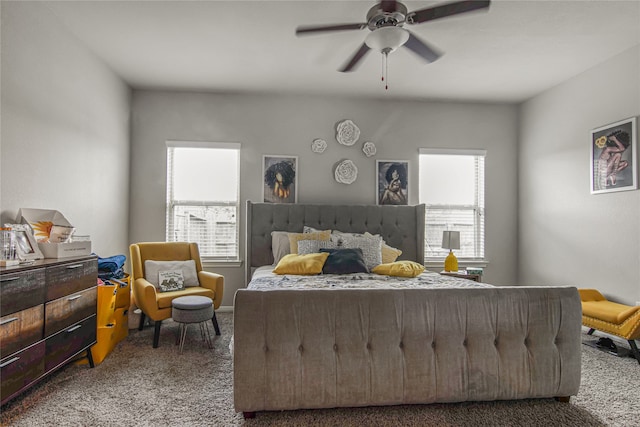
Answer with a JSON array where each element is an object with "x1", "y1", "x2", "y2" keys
[
  {"x1": 4, "y1": 224, "x2": 43, "y2": 261},
  {"x1": 590, "y1": 117, "x2": 637, "y2": 194}
]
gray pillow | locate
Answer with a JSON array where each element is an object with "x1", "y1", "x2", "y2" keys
[
  {"x1": 340, "y1": 234, "x2": 383, "y2": 270},
  {"x1": 144, "y1": 260, "x2": 199, "y2": 288},
  {"x1": 271, "y1": 231, "x2": 292, "y2": 265},
  {"x1": 297, "y1": 239, "x2": 339, "y2": 255}
]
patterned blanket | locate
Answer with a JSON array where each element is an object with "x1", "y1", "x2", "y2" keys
[{"x1": 247, "y1": 267, "x2": 492, "y2": 290}]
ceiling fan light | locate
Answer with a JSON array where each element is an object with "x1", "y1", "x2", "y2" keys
[{"x1": 365, "y1": 26, "x2": 409, "y2": 53}]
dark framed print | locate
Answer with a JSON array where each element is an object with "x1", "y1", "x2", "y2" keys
[
  {"x1": 263, "y1": 155, "x2": 298, "y2": 203},
  {"x1": 591, "y1": 117, "x2": 637, "y2": 194},
  {"x1": 376, "y1": 160, "x2": 409, "y2": 205}
]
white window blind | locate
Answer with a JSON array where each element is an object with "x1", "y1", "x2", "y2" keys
[
  {"x1": 166, "y1": 141, "x2": 240, "y2": 261},
  {"x1": 419, "y1": 148, "x2": 485, "y2": 262}
]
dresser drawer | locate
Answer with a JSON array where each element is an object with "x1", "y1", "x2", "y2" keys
[
  {"x1": 46, "y1": 259, "x2": 98, "y2": 301},
  {"x1": 45, "y1": 286, "x2": 97, "y2": 337},
  {"x1": 1, "y1": 341, "x2": 45, "y2": 405},
  {"x1": 45, "y1": 315, "x2": 96, "y2": 372},
  {"x1": 0, "y1": 305, "x2": 44, "y2": 358},
  {"x1": 0, "y1": 268, "x2": 46, "y2": 315}
]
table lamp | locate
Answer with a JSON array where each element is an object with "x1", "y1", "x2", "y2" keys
[{"x1": 442, "y1": 231, "x2": 460, "y2": 272}]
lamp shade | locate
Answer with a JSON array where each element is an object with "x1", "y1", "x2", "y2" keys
[
  {"x1": 365, "y1": 26, "x2": 410, "y2": 53},
  {"x1": 442, "y1": 231, "x2": 460, "y2": 250}
]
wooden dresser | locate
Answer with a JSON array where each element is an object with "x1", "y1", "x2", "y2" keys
[{"x1": 0, "y1": 255, "x2": 97, "y2": 406}]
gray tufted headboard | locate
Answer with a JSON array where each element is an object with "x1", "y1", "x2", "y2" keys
[{"x1": 245, "y1": 201, "x2": 425, "y2": 285}]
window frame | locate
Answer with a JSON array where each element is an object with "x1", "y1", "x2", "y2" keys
[
  {"x1": 419, "y1": 148, "x2": 487, "y2": 267},
  {"x1": 165, "y1": 140, "x2": 241, "y2": 264}
]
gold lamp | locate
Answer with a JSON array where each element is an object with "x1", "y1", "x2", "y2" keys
[{"x1": 442, "y1": 231, "x2": 460, "y2": 272}]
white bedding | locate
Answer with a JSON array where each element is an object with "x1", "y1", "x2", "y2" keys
[{"x1": 248, "y1": 265, "x2": 492, "y2": 290}]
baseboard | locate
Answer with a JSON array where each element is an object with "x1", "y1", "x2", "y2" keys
[{"x1": 217, "y1": 305, "x2": 233, "y2": 313}]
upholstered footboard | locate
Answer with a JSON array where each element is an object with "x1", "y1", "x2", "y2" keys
[{"x1": 233, "y1": 287, "x2": 582, "y2": 415}]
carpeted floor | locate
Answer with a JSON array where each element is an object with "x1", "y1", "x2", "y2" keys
[{"x1": 1, "y1": 312, "x2": 638, "y2": 426}]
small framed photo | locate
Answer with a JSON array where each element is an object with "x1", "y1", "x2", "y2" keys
[
  {"x1": 4, "y1": 224, "x2": 43, "y2": 260},
  {"x1": 591, "y1": 117, "x2": 637, "y2": 194},
  {"x1": 263, "y1": 155, "x2": 298, "y2": 204},
  {"x1": 376, "y1": 160, "x2": 409, "y2": 205}
]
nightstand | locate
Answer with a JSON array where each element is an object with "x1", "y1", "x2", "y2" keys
[{"x1": 440, "y1": 271, "x2": 482, "y2": 282}]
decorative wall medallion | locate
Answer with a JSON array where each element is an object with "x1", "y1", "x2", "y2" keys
[
  {"x1": 311, "y1": 138, "x2": 327, "y2": 154},
  {"x1": 335, "y1": 120, "x2": 360, "y2": 146},
  {"x1": 362, "y1": 141, "x2": 376, "y2": 157},
  {"x1": 334, "y1": 159, "x2": 358, "y2": 184}
]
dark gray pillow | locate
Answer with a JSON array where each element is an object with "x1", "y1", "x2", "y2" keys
[{"x1": 319, "y1": 248, "x2": 369, "y2": 274}]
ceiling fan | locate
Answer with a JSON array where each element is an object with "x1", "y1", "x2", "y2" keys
[{"x1": 295, "y1": 0, "x2": 491, "y2": 76}]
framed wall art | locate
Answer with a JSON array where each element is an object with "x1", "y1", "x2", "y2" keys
[
  {"x1": 376, "y1": 160, "x2": 409, "y2": 205},
  {"x1": 590, "y1": 117, "x2": 637, "y2": 194},
  {"x1": 263, "y1": 155, "x2": 298, "y2": 203}
]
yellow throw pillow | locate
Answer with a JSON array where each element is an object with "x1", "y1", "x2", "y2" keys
[
  {"x1": 288, "y1": 230, "x2": 331, "y2": 254},
  {"x1": 372, "y1": 261, "x2": 425, "y2": 278},
  {"x1": 273, "y1": 253, "x2": 330, "y2": 275},
  {"x1": 381, "y1": 244, "x2": 403, "y2": 264}
]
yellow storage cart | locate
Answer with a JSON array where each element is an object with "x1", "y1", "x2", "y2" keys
[{"x1": 78, "y1": 274, "x2": 130, "y2": 365}]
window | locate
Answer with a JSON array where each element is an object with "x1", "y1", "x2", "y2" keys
[
  {"x1": 419, "y1": 148, "x2": 485, "y2": 263},
  {"x1": 166, "y1": 141, "x2": 240, "y2": 261}
]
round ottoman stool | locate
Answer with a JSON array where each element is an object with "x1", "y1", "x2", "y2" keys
[{"x1": 171, "y1": 295, "x2": 214, "y2": 353}]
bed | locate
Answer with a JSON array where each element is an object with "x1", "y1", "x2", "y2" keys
[{"x1": 233, "y1": 202, "x2": 582, "y2": 418}]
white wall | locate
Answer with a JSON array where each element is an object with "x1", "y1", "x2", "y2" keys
[
  {"x1": 130, "y1": 91, "x2": 519, "y2": 305},
  {"x1": 519, "y1": 46, "x2": 640, "y2": 305},
  {"x1": 0, "y1": 2, "x2": 131, "y2": 258}
]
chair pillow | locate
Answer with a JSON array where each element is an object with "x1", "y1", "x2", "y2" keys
[
  {"x1": 273, "y1": 253, "x2": 329, "y2": 275},
  {"x1": 372, "y1": 261, "x2": 425, "y2": 278},
  {"x1": 157, "y1": 270, "x2": 185, "y2": 292},
  {"x1": 320, "y1": 248, "x2": 369, "y2": 274},
  {"x1": 288, "y1": 230, "x2": 331, "y2": 254},
  {"x1": 144, "y1": 260, "x2": 199, "y2": 289}
]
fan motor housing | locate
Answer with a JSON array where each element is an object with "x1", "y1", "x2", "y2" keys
[{"x1": 366, "y1": 2, "x2": 408, "y2": 30}]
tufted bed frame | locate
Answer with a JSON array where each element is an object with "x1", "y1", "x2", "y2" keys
[{"x1": 234, "y1": 202, "x2": 582, "y2": 418}]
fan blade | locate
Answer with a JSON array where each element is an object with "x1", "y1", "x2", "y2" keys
[
  {"x1": 404, "y1": 32, "x2": 442, "y2": 63},
  {"x1": 296, "y1": 23, "x2": 367, "y2": 36},
  {"x1": 339, "y1": 43, "x2": 371, "y2": 72},
  {"x1": 380, "y1": 0, "x2": 398, "y2": 13},
  {"x1": 407, "y1": 0, "x2": 490, "y2": 25}
]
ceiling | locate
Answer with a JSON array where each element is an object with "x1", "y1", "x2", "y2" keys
[{"x1": 43, "y1": 0, "x2": 640, "y2": 103}]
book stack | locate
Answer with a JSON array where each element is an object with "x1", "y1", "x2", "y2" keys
[{"x1": 466, "y1": 267, "x2": 483, "y2": 275}]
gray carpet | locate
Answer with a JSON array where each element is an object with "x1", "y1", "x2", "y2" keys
[{"x1": 1, "y1": 312, "x2": 638, "y2": 426}]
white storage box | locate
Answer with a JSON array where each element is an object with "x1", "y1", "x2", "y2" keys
[
  {"x1": 17, "y1": 208, "x2": 91, "y2": 259},
  {"x1": 38, "y1": 241, "x2": 91, "y2": 258}
]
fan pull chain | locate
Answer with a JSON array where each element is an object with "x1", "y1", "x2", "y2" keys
[
  {"x1": 381, "y1": 51, "x2": 389, "y2": 90},
  {"x1": 385, "y1": 51, "x2": 389, "y2": 90}
]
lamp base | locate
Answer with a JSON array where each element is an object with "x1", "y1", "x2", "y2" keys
[{"x1": 444, "y1": 250, "x2": 458, "y2": 272}]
